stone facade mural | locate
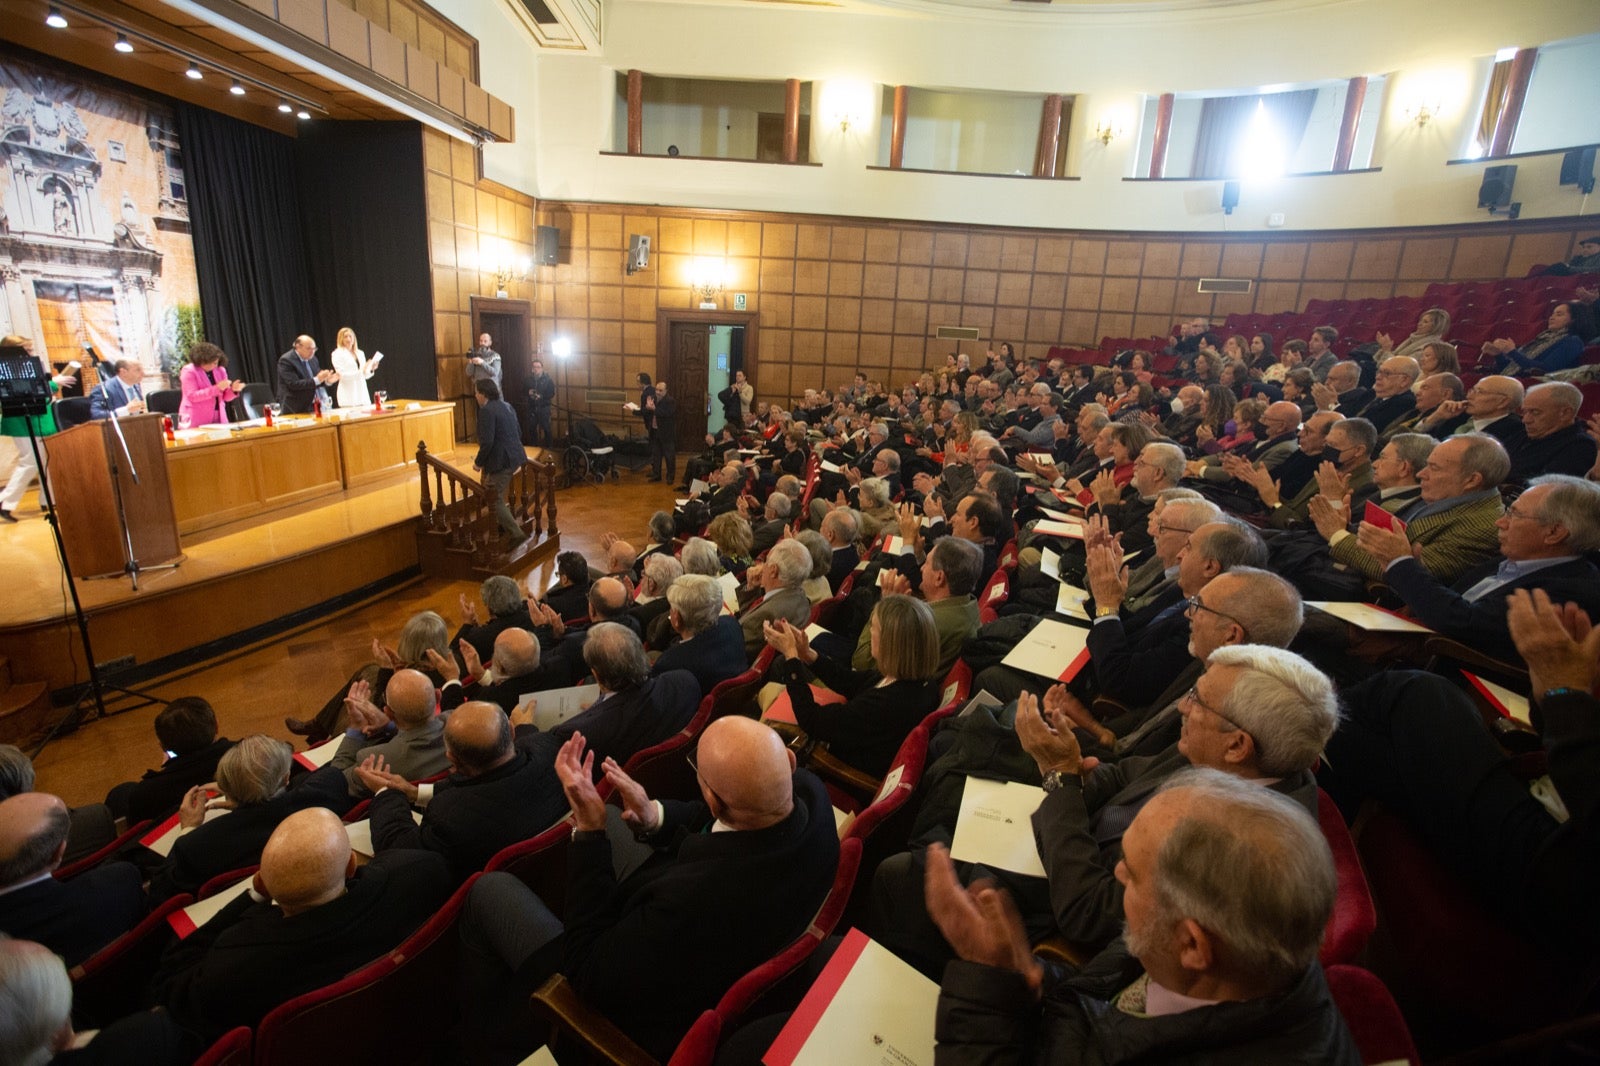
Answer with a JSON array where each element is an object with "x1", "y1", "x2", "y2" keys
[{"x1": 0, "y1": 51, "x2": 201, "y2": 391}]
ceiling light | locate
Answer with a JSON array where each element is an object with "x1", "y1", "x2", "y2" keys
[
  {"x1": 229, "y1": 79, "x2": 245, "y2": 96},
  {"x1": 114, "y1": 34, "x2": 134, "y2": 53},
  {"x1": 277, "y1": 99, "x2": 292, "y2": 113},
  {"x1": 186, "y1": 62, "x2": 203, "y2": 80},
  {"x1": 296, "y1": 109, "x2": 310, "y2": 120},
  {"x1": 46, "y1": 7, "x2": 68, "y2": 28}
]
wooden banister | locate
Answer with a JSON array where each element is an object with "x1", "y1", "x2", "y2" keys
[{"x1": 415, "y1": 440, "x2": 560, "y2": 577}]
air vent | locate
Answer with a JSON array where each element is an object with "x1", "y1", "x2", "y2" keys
[
  {"x1": 1197, "y1": 278, "x2": 1253, "y2": 295},
  {"x1": 587, "y1": 389, "x2": 627, "y2": 406},
  {"x1": 517, "y1": 0, "x2": 560, "y2": 25},
  {"x1": 935, "y1": 326, "x2": 982, "y2": 341}
]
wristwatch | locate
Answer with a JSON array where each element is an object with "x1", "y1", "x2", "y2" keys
[
  {"x1": 1042, "y1": 770, "x2": 1068, "y2": 793},
  {"x1": 1094, "y1": 604, "x2": 1120, "y2": 619}
]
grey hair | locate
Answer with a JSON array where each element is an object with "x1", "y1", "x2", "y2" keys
[
  {"x1": 480, "y1": 575, "x2": 524, "y2": 618},
  {"x1": 1429, "y1": 372, "x2": 1466, "y2": 401},
  {"x1": 766, "y1": 492, "x2": 792, "y2": 519},
  {"x1": 397, "y1": 610, "x2": 451, "y2": 665},
  {"x1": 1528, "y1": 380, "x2": 1583, "y2": 415},
  {"x1": 681, "y1": 537, "x2": 722, "y2": 576},
  {"x1": 0, "y1": 804, "x2": 68, "y2": 887},
  {"x1": 869, "y1": 422, "x2": 889, "y2": 438},
  {"x1": 1455, "y1": 433, "x2": 1513, "y2": 489},
  {"x1": 1081, "y1": 411, "x2": 1110, "y2": 433},
  {"x1": 1329, "y1": 417, "x2": 1376, "y2": 458},
  {"x1": 649, "y1": 510, "x2": 676, "y2": 544},
  {"x1": 1162, "y1": 497, "x2": 1222, "y2": 530},
  {"x1": 767, "y1": 539, "x2": 812, "y2": 587},
  {"x1": 822, "y1": 508, "x2": 859, "y2": 545},
  {"x1": 1206, "y1": 645, "x2": 1340, "y2": 776},
  {"x1": 642, "y1": 552, "x2": 684, "y2": 595},
  {"x1": 1150, "y1": 767, "x2": 1336, "y2": 991},
  {"x1": 929, "y1": 536, "x2": 983, "y2": 596},
  {"x1": 1194, "y1": 520, "x2": 1268, "y2": 570},
  {"x1": 0, "y1": 940, "x2": 73, "y2": 1066},
  {"x1": 1155, "y1": 487, "x2": 1204, "y2": 505},
  {"x1": 796, "y1": 529, "x2": 832, "y2": 579},
  {"x1": 879, "y1": 449, "x2": 901, "y2": 473},
  {"x1": 858, "y1": 477, "x2": 891, "y2": 509},
  {"x1": 1528, "y1": 474, "x2": 1600, "y2": 553},
  {"x1": 583, "y1": 622, "x2": 651, "y2": 690},
  {"x1": 1142, "y1": 442, "x2": 1185, "y2": 485},
  {"x1": 1210, "y1": 567, "x2": 1304, "y2": 648},
  {"x1": 0, "y1": 746, "x2": 34, "y2": 801},
  {"x1": 215, "y1": 735, "x2": 292, "y2": 806},
  {"x1": 1387, "y1": 432, "x2": 1435, "y2": 474},
  {"x1": 1384, "y1": 357, "x2": 1422, "y2": 384},
  {"x1": 666, "y1": 574, "x2": 723, "y2": 636}
]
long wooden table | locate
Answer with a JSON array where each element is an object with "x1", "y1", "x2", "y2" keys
[{"x1": 163, "y1": 401, "x2": 456, "y2": 536}]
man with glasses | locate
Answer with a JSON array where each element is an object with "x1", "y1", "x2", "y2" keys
[
  {"x1": 1372, "y1": 474, "x2": 1600, "y2": 647},
  {"x1": 1422, "y1": 374, "x2": 1526, "y2": 451},
  {"x1": 1193, "y1": 400, "x2": 1303, "y2": 484},
  {"x1": 1353, "y1": 355, "x2": 1421, "y2": 434},
  {"x1": 1237, "y1": 418, "x2": 1376, "y2": 530},
  {"x1": 453, "y1": 717, "x2": 838, "y2": 1060}
]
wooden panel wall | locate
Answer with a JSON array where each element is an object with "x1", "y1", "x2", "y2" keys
[
  {"x1": 335, "y1": 0, "x2": 476, "y2": 79},
  {"x1": 421, "y1": 128, "x2": 536, "y2": 437},
  {"x1": 528, "y1": 201, "x2": 1590, "y2": 418}
]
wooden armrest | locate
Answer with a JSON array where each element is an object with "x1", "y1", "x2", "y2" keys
[
  {"x1": 1423, "y1": 636, "x2": 1529, "y2": 685},
  {"x1": 807, "y1": 747, "x2": 882, "y2": 798},
  {"x1": 766, "y1": 720, "x2": 806, "y2": 745},
  {"x1": 530, "y1": 974, "x2": 658, "y2": 1066},
  {"x1": 1033, "y1": 934, "x2": 1093, "y2": 967}
]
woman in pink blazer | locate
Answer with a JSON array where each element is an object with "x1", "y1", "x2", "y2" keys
[{"x1": 178, "y1": 342, "x2": 243, "y2": 427}]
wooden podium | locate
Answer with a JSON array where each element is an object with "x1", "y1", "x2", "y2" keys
[{"x1": 43, "y1": 413, "x2": 182, "y2": 580}]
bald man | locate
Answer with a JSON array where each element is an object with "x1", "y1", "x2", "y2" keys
[
  {"x1": 360, "y1": 701, "x2": 566, "y2": 881},
  {"x1": 434, "y1": 626, "x2": 563, "y2": 713},
  {"x1": 153, "y1": 808, "x2": 450, "y2": 1041},
  {"x1": 276, "y1": 334, "x2": 337, "y2": 414},
  {"x1": 456, "y1": 717, "x2": 839, "y2": 1060},
  {"x1": 0, "y1": 793, "x2": 144, "y2": 967},
  {"x1": 1193, "y1": 400, "x2": 1304, "y2": 483},
  {"x1": 324, "y1": 668, "x2": 449, "y2": 798}
]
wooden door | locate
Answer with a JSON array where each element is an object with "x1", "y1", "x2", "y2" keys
[{"x1": 669, "y1": 322, "x2": 710, "y2": 452}]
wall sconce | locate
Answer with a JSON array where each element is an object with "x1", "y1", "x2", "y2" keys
[
  {"x1": 1094, "y1": 120, "x2": 1123, "y2": 146},
  {"x1": 1403, "y1": 101, "x2": 1441, "y2": 127},
  {"x1": 820, "y1": 79, "x2": 873, "y2": 136},
  {"x1": 493, "y1": 257, "x2": 531, "y2": 298},
  {"x1": 690, "y1": 257, "x2": 726, "y2": 309}
]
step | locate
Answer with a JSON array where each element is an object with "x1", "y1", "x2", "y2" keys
[{"x1": 0, "y1": 680, "x2": 51, "y2": 746}]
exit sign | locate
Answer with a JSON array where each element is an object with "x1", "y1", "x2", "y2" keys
[{"x1": 734, "y1": 293, "x2": 747, "y2": 310}]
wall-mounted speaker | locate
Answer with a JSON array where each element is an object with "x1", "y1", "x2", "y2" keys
[
  {"x1": 1560, "y1": 147, "x2": 1596, "y2": 195},
  {"x1": 1220, "y1": 181, "x2": 1240, "y2": 215},
  {"x1": 535, "y1": 225, "x2": 560, "y2": 265},
  {"x1": 627, "y1": 234, "x2": 651, "y2": 274},
  {"x1": 1478, "y1": 165, "x2": 1517, "y2": 209}
]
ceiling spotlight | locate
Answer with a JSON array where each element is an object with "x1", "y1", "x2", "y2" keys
[
  {"x1": 229, "y1": 79, "x2": 245, "y2": 96},
  {"x1": 46, "y1": 7, "x2": 68, "y2": 28},
  {"x1": 114, "y1": 34, "x2": 134, "y2": 53},
  {"x1": 277, "y1": 99, "x2": 292, "y2": 113},
  {"x1": 185, "y1": 62, "x2": 203, "y2": 80},
  {"x1": 296, "y1": 109, "x2": 310, "y2": 120}
]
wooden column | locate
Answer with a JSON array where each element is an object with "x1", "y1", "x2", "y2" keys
[
  {"x1": 1490, "y1": 47, "x2": 1538, "y2": 157},
  {"x1": 626, "y1": 69, "x2": 643, "y2": 155},
  {"x1": 1148, "y1": 92, "x2": 1174, "y2": 179},
  {"x1": 1034, "y1": 94, "x2": 1063, "y2": 177},
  {"x1": 783, "y1": 78, "x2": 801, "y2": 163},
  {"x1": 889, "y1": 85, "x2": 908, "y2": 169},
  {"x1": 1331, "y1": 76, "x2": 1366, "y2": 172}
]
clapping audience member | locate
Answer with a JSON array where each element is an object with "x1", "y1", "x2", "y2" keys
[
  {"x1": 452, "y1": 574, "x2": 535, "y2": 668},
  {"x1": 104, "y1": 698, "x2": 234, "y2": 824},
  {"x1": 322, "y1": 668, "x2": 448, "y2": 799},
  {"x1": 737, "y1": 539, "x2": 814, "y2": 658},
  {"x1": 286, "y1": 609, "x2": 452, "y2": 741},
  {"x1": 630, "y1": 551, "x2": 682, "y2": 642}
]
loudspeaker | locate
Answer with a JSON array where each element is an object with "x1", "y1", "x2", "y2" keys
[
  {"x1": 1221, "y1": 181, "x2": 1240, "y2": 215},
  {"x1": 627, "y1": 234, "x2": 650, "y2": 274},
  {"x1": 1478, "y1": 165, "x2": 1517, "y2": 209},
  {"x1": 535, "y1": 225, "x2": 560, "y2": 265},
  {"x1": 1560, "y1": 147, "x2": 1596, "y2": 194}
]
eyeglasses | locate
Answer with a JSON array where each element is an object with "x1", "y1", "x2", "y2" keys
[
  {"x1": 1503, "y1": 504, "x2": 1552, "y2": 525},
  {"x1": 1375, "y1": 368, "x2": 1412, "y2": 379},
  {"x1": 1185, "y1": 594, "x2": 1250, "y2": 638},
  {"x1": 1156, "y1": 523, "x2": 1195, "y2": 537},
  {"x1": 1180, "y1": 684, "x2": 1233, "y2": 724},
  {"x1": 685, "y1": 752, "x2": 728, "y2": 810}
]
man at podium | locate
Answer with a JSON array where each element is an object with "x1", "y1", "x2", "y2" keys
[{"x1": 89, "y1": 360, "x2": 147, "y2": 420}]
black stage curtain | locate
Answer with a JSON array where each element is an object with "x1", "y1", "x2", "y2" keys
[
  {"x1": 292, "y1": 122, "x2": 435, "y2": 404},
  {"x1": 174, "y1": 103, "x2": 314, "y2": 387}
]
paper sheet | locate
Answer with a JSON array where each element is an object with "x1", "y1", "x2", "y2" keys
[
  {"x1": 1039, "y1": 547, "x2": 1061, "y2": 579},
  {"x1": 1308, "y1": 601, "x2": 1433, "y2": 634},
  {"x1": 293, "y1": 735, "x2": 343, "y2": 771},
  {"x1": 1055, "y1": 583, "x2": 1091, "y2": 621},
  {"x1": 515, "y1": 1049, "x2": 560, "y2": 1066},
  {"x1": 690, "y1": 478, "x2": 710, "y2": 496},
  {"x1": 516, "y1": 684, "x2": 602, "y2": 731},
  {"x1": 345, "y1": 811, "x2": 423, "y2": 858},
  {"x1": 1001, "y1": 619, "x2": 1092, "y2": 681},
  {"x1": 820, "y1": 461, "x2": 843, "y2": 474},
  {"x1": 168, "y1": 877, "x2": 254, "y2": 939},
  {"x1": 1032, "y1": 519, "x2": 1085, "y2": 540},
  {"x1": 1462, "y1": 671, "x2": 1531, "y2": 726},
  {"x1": 1039, "y1": 507, "x2": 1081, "y2": 523},
  {"x1": 140, "y1": 804, "x2": 230, "y2": 858},
  {"x1": 764, "y1": 929, "x2": 938, "y2": 1066},
  {"x1": 719, "y1": 571, "x2": 742, "y2": 615},
  {"x1": 882, "y1": 535, "x2": 910, "y2": 556},
  {"x1": 950, "y1": 776, "x2": 1048, "y2": 878}
]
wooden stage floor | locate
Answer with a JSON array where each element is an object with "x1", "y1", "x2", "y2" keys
[{"x1": 11, "y1": 455, "x2": 682, "y2": 808}]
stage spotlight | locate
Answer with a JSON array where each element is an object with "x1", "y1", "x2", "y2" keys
[
  {"x1": 114, "y1": 34, "x2": 134, "y2": 53},
  {"x1": 186, "y1": 62, "x2": 203, "y2": 80},
  {"x1": 277, "y1": 99, "x2": 292, "y2": 113},
  {"x1": 229, "y1": 79, "x2": 245, "y2": 96},
  {"x1": 551, "y1": 337, "x2": 573, "y2": 360},
  {"x1": 296, "y1": 109, "x2": 310, "y2": 120},
  {"x1": 46, "y1": 7, "x2": 68, "y2": 28}
]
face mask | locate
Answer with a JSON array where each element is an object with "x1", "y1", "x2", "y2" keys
[
  {"x1": 1170, "y1": 398, "x2": 1185, "y2": 415},
  {"x1": 1319, "y1": 447, "x2": 1343, "y2": 465}
]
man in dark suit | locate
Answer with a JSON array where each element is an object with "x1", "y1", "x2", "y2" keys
[
  {"x1": 1508, "y1": 382, "x2": 1598, "y2": 484},
  {"x1": 452, "y1": 575, "x2": 536, "y2": 669},
  {"x1": 1354, "y1": 356, "x2": 1420, "y2": 434},
  {"x1": 456, "y1": 716, "x2": 839, "y2": 1060},
  {"x1": 1313, "y1": 360, "x2": 1372, "y2": 417},
  {"x1": 153, "y1": 808, "x2": 452, "y2": 1042},
  {"x1": 821, "y1": 508, "x2": 860, "y2": 592},
  {"x1": 104, "y1": 697, "x2": 234, "y2": 824},
  {"x1": 473, "y1": 378, "x2": 529, "y2": 544},
  {"x1": 536, "y1": 622, "x2": 700, "y2": 761},
  {"x1": 1383, "y1": 475, "x2": 1600, "y2": 648},
  {"x1": 434, "y1": 627, "x2": 564, "y2": 713},
  {"x1": 524, "y1": 357, "x2": 557, "y2": 447},
  {"x1": 275, "y1": 334, "x2": 336, "y2": 414},
  {"x1": 648, "y1": 380, "x2": 678, "y2": 484},
  {"x1": 748, "y1": 493, "x2": 790, "y2": 557},
  {"x1": 88, "y1": 359, "x2": 147, "y2": 420},
  {"x1": 361, "y1": 702, "x2": 566, "y2": 881},
  {"x1": 0, "y1": 793, "x2": 144, "y2": 968},
  {"x1": 652, "y1": 574, "x2": 751, "y2": 695}
]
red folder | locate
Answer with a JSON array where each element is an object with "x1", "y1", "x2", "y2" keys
[{"x1": 1362, "y1": 501, "x2": 1406, "y2": 534}]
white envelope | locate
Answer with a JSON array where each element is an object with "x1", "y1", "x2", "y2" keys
[
  {"x1": 515, "y1": 684, "x2": 602, "y2": 731},
  {"x1": 950, "y1": 776, "x2": 1048, "y2": 878},
  {"x1": 1307, "y1": 601, "x2": 1433, "y2": 633},
  {"x1": 1001, "y1": 619, "x2": 1092, "y2": 681}
]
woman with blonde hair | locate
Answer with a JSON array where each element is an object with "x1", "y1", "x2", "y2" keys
[
  {"x1": 1378, "y1": 307, "x2": 1451, "y2": 363},
  {"x1": 763, "y1": 593, "x2": 941, "y2": 776},
  {"x1": 706, "y1": 510, "x2": 755, "y2": 575},
  {"x1": 330, "y1": 326, "x2": 382, "y2": 408}
]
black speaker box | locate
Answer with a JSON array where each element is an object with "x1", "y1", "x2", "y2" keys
[
  {"x1": 536, "y1": 225, "x2": 560, "y2": 265},
  {"x1": 1478, "y1": 165, "x2": 1517, "y2": 208},
  {"x1": 1560, "y1": 147, "x2": 1596, "y2": 193}
]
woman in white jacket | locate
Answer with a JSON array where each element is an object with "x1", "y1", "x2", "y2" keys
[{"x1": 330, "y1": 326, "x2": 381, "y2": 407}]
